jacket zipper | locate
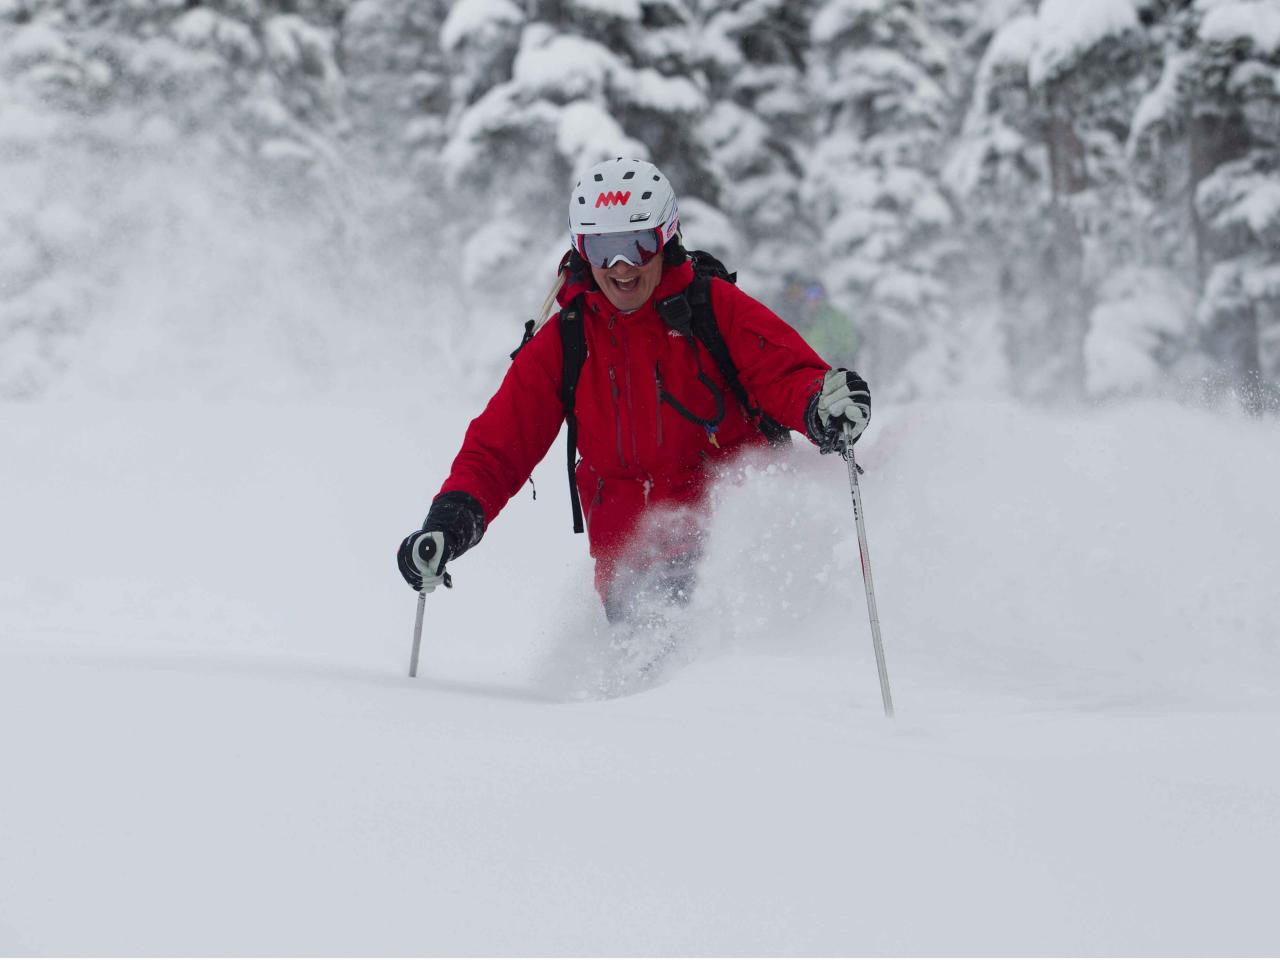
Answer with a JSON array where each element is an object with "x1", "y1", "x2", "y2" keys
[
  {"x1": 654, "y1": 362, "x2": 664, "y2": 446},
  {"x1": 620, "y1": 326, "x2": 640, "y2": 465},
  {"x1": 608, "y1": 366, "x2": 626, "y2": 467}
]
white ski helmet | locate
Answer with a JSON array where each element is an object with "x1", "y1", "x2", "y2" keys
[{"x1": 568, "y1": 158, "x2": 680, "y2": 266}]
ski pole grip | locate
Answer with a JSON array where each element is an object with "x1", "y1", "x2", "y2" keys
[
  {"x1": 416, "y1": 536, "x2": 438, "y2": 565},
  {"x1": 415, "y1": 534, "x2": 453, "y2": 589}
]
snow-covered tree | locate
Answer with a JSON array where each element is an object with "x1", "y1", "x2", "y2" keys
[
  {"x1": 1188, "y1": 0, "x2": 1280, "y2": 407},
  {"x1": 806, "y1": 0, "x2": 962, "y2": 392},
  {"x1": 3, "y1": 0, "x2": 1277, "y2": 404},
  {"x1": 950, "y1": 0, "x2": 1158, "y2": 400},
  {"x1": 1127, "y1": 0, "x2": 1280, "y2": 408},
  {"x1": 694, "y1": 0, "x2": 816, "y2": 303},
  {"x1": 0, "y1": 19, "x2": 96, "y2": 396},
  {"x1": 342, "y1": 0, "x2": 451, "y2": 176},
  {"x1": 945, "y1": 6, "x2": 1039, "y2": 397},
  {"x1": 1031, "y1": 0, "x2": 1155, "y2": 399},
  {"x1": 437, "y1": 0, "x2": 729, "y2": 317},
  {"x1": 339, "y1": 0, "x2": 455, "y2": 291},
  {"x1": 0, "y1": 0, "x2": 354, "y2": 397}
]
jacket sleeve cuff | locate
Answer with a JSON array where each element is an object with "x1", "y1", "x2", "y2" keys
[
  {"x1": 423, "y1": 491, "x2": 487, "y2": 562},
  {"x1": 804, "y1": 390, "x2": 845, "y2": 454},
  {"x1": 803, "y1": 391, "x2": 825, "y2": 444}
]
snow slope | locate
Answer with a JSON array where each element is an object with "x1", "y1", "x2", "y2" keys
[{"x1": 2, "y1": 383, "x2": 1278, "y2": 954}]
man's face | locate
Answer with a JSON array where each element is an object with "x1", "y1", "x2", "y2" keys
[{"x1": 591, "y1": 253, "x2": 664, "y2": 313}]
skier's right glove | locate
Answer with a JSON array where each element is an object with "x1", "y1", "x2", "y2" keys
[{"x1": 396, "y1": 491, "x2": 487, "y2": 592}]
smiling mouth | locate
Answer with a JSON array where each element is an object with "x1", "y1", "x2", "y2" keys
[{"x1": 610, "y1": 275, "x2": 640, "y2": 294}]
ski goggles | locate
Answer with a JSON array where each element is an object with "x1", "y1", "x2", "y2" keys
[{"x1": 575, "y1": 228, "x2": 664, "y2": 269}]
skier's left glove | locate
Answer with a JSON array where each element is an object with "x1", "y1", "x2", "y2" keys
[
  {"x1": 806, "y1": 368, "x2": 870, "y2": 453},
  {"x1": 397, "y1": 530, "x2": 449, "y2": 593},
  {"x1": 396, "y1": 491, "x2": 486, "y2": 592}
]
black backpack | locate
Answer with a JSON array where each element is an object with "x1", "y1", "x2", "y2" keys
[{"x1": 514, "y1": 249, "x2": 789, "y2": 534}]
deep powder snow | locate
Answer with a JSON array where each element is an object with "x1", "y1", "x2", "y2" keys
[{"x1": 2, "y1": 390, "x2": 1278, "y2": 954}]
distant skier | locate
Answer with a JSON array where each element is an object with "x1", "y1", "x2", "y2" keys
[{"x1": 397, "y1": 158, "x2": 870, "y2": 621}]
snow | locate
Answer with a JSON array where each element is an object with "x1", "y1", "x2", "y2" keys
[
  {"x1": 440, "y1": 84, "x2": 556, "y2": 178},
  {"x1": 696, "y1": 17, "x2": 743, "y2": 71},
  {"x1": 1199, "y1": 0, "x2": 1280, "y2": 54},
  {"x1": 568, "y1": 0, "x2": 642, "y2": 21},
  {"x1": 512, "y1": 29, "x2": 622, "y2": 100},
  {"x1": 439, "y1": 0, "x2": 524, "y2": 54},
  {"x1": 3, "y1": 331, "x2": 1280, "y2": 951},
  {"x1": 3, "y1": 5, "x2": 1280, "y2": 948},
  {"x1": 1241, "y1": 178, "x2": 1280, "y2": 234},
  {"x1": 1200, "y1": 159, "x2": 1280, "y2": 236},
  {"x1": 676, "y1": 196, "x2": 740, "y2": 262},
  {"x1": 977, "y1": 0, "x2": 1032, "y2": 34},
  {"x1": 263, "y1": 15, "x2": 335, "y2": 74},
  {"x1": 0, "y1": 98, "x2": 62, "y2": 150},
  {"x1": 125, "y1": 35, "x2": 224, "y2": 84},
  {"x1": 811, "y1": 0, "x2": 882, "y2": 46},
  {"x1": 1129, "y1": 49, "x2": 1189, "y2": 149},
  {"x1": 1085, "y1": 267, "x2": 1195, "y2": 395},
  {"x1": 1029, "y1": 0, "x2": 1140, "y2": 87},
  {"x1": 617, "y1": 66, "x2": 705, "y2": 114},
  {"x1": 0, "y1": 21, "x2": 74, "y2": 69},
  {"x1": 171, "y1": 8, "x2": 261, "y2": 62},
  {"x1": 983, "y1": 14, "x2": 1039, "y2": 72},
  {"x1": 556, "y1": 100, "x2": 647, "y2": 171}
]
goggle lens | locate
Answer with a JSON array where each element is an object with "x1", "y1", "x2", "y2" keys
[{"x1": 578, "y1": 229, "x2": 663, "y2": 268}]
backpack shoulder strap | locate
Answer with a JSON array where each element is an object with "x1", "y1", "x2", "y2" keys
[
  {"x1": 686, "y1": 277, "x2": 792, "y2": 447},
  {"x1": 687, "y1": 249, "x2": 737, "y2": 285},
  {"x1": 558, "y1": 296, "x2": 587, "y2": 534}
]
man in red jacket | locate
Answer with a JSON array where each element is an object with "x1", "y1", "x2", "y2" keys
[{"x1": 398, "y1": 159, "x2": 870, "y2": 622}]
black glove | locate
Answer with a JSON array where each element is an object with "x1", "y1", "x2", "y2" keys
[
  {"x1": 397, "y1": 530, "x2": 449, "y2": 592},
  {"x1": 396, "y1": 491, "x2": 486, "y2": 591},
  {"x1": 806, "y1": 368, "x2": 870, "y2": 453}
]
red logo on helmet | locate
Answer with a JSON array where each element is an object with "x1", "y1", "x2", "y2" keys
[{"x1": 595, "y1": 191, "x2": 631, "y2": 208}]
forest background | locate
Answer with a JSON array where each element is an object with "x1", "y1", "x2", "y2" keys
[{"x1": 1, "y1": 0, "x2": 1277, "y2": 409}]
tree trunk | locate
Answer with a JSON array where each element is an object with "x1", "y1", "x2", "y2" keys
[
  {"x1": 1041, "y1": 87, "x2": 1089, "y2": 399},
  {"x1": 1187, "y1": 109, "x2": 1249, "y2": 290}
]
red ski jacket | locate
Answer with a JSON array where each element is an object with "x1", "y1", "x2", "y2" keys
[{"x1": 436, "y1": 258, "x2": 829, "y2": 597}]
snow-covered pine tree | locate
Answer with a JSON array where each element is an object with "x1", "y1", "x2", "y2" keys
[
  {"x1": 0, "y1": 0, "x2": 352, "y2": 398},
  {"x1": 945, "y1": 3, "x2": 1041, "y2": 397},
  {"x1": 806, "y1": 0, "x2": 961, "y2": 395},
  {"x1": 340, "y1": 0, "x2": 454, "y2": 287},
  {"x1": 950, "y1": 0, "x2": 1156, "y2": 400},
  {"x1": 0, "y1": 2, "x2": 111, "y2": 396},
  {"x1": 1187, "y1": 0, "x2": 1280, "y2": 408},
  {"x1": 1030, "y1": 0, "x2": 1192, "y2": 403},
  {"x1": 438, "y1": 0, "x2": 728, "y2": 322},
  {"x1": 1128, "y1": 0, "x2": 1280, "y2": 408},
  {"x1": 0, "y1": 0, "x2": 351, "y2": 221},
  {"x1": 695, "y1": 0, "x2": 816, "y2": 313},
  {"x1": 343, "y1": 0, "x2": 452, "y2": 179},
  {"x1": 1033, "y1": 0, "x2": 1153, "y2": 400}
]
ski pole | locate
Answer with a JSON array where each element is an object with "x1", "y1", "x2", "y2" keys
[
  {"x1": 842, "y1": 426, "x2": 894, "y2": 718},
  {"x1": 409, "y1": 589, "x2": 427, "y2": 678},
  {"x1": 407, "y1": 537, "x2": 451, "y2": 679}
]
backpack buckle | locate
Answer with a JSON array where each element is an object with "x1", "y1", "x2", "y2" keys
[{"x1": 657, "y1": 293, "x2": 693, "y2": 336}]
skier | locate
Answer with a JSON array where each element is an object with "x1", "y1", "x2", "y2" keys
[{"x1": 397, "y1": 158, "x2": 870, "y2": 622}]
